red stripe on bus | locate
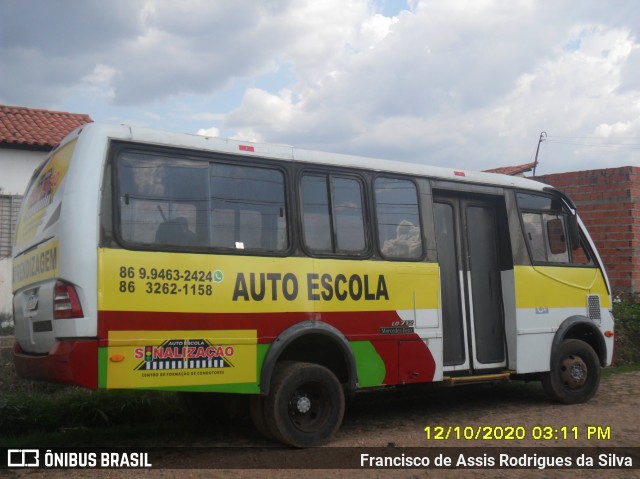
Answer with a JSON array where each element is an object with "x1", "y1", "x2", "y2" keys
[{"x1": 97, "y1": 310, "x2": 436, "y2": 384}]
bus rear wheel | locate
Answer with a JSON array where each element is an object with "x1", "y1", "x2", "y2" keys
[
  {"x1": 541, "y1": 339, "x2": 600, "y2": 404},
  {"x1": 264, "y1": 362, "x2": 345, "y2": 447}
]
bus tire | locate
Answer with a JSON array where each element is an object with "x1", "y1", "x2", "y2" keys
[
  {"x1": 541, "y1": 339, "x2": 600, "y2": 404},
  {"x1": 264, "y1": 362, "x2": 345, "y2": 447},
  {"x1": 250, "y1": 395, "x2": 275, "y2": 441}
]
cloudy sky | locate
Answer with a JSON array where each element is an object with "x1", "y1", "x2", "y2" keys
[{"x1": 2, "y1": 0, "x2": 639, "y2": 174}]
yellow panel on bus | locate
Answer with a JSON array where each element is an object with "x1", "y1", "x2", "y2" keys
[
  {"x1": 98, "y1": 248, "x2": 440, "y2": 314},
  {"x1": 105, "y1": 330, "x2": 257, "y2": 389},
  {"x1": 13, "y1": 239, "x2": 59, "y2": 291},
  {"x1": 514, "y1": 265, "x2": 611, "y2": 309}
]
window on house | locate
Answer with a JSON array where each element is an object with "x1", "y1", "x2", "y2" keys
[{"x1": 0, "y1": 195, "x2": 22, "y2": 258}]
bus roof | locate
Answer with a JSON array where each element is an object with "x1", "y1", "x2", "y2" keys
[{"x1": 70, "y1": 122, "x2": 549, "y2": 193}]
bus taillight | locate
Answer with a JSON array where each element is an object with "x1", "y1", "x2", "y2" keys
[{"x1": 54, "y1": 280, "x2": 84, "y2": 319}]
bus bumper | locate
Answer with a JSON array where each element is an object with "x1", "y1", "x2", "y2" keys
[{"x1": 12, "y1": 340, "x2": 98, "y2": 389}]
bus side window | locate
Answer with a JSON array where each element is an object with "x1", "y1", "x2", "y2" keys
[
  {"x1": 301, "y1": 174, "x2": 332, "y2": 252},
  {"x1": 118, "y1": 153, "x2": 205, "y2": 246},
  {"x1": 521, "y1": 212, "x2": 546, "y2": 262},
  {"x1": 155, "y1": 217, "x2": 196, "y2": 246},
  {"x1": 546, "y1": 217, "x2": 567, "y2": 256},
  {"x1": 521, "y1": 212, "x2": 569, "y2": 263},
  {"x1": 374, "y1": 177, "x2": 423, "y2": 260},
  {"x1": 300, "y1": 173, "x2": 366, "y2": 255},
  {"x1": 516, "y1": 192, "x2": 593, "y2": 265},
  {"x1": 209, "y1": 163, "x2": 287, "y2": 252},
  {"x1": 117, "y1": 152, "x2": 287, "y2": 253},
  {"x1": 571, "y1": 241, "x2": 593, "y2": 265}
]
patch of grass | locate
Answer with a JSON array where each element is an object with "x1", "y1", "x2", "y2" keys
[
  {"x1": 602, "y1": 363, "x2": 640, "y2": 378},
  {"x1": 2, "y1": 415, "x2": 201, "y2": 448},
  {"x1": 613, "y1": 296, "x2": 640, "y2": 366},
  {"x1": 0, "y1": 345, "x2": 257, "y2": 447},
  {"x1": 0, "y1": 387, "x2": 185, "y2": 443},
  {"x1": 0, "y1": 345, "x2": 190, "y2": 446}
]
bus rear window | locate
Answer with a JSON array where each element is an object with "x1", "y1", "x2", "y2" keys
[{"x1": 116, "y1": 151, "x2": 288, "y2": 253}]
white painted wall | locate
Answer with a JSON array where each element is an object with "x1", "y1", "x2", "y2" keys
[
  {"x1": 0, "y1": 148, "x2": 47, "y2": 195},
  {"x1": 0, "y1": 147, "x2": 48, "y2": 318},
  {"x1": 0, "y1": 257, "x2": 12, "y2": 317}
]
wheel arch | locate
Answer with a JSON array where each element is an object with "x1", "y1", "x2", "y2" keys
[
  {"x1": 259, "y1": 320, "x2": 358, "y2": 395},
  {"x1": 551, "y1": 316, "x2": 607, "y2": 367}
]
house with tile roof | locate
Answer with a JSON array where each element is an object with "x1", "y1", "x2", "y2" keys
[
  {"x1": 0, "y1": 105, "x2": 92, "y2": 317},
  {"x1": 0, "y1": 105, "x2": 93, "y2": 195}
]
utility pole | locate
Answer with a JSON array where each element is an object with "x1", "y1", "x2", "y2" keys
[{"x1": 533, "y1": 131, "x2": 546, "y2": 176}]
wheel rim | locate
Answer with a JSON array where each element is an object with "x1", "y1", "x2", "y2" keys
[
  {"x1": 287, "y1": 381, "x2": 330, "y2": 433},
  {"x1": 560, "y1": 354, "x2": 588, "y2": 390}
]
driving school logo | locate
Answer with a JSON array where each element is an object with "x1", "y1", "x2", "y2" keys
[{"x1": 133, "y1": 339, "x2": 235, "y2": 371}]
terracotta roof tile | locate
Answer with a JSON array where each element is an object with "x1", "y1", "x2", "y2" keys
[
  {"x1": 0, "y1": 104, "x2": 93, "y2": 150},
  {"x1": 484, "y1": 161, "x2": 538, "y2": 176}
]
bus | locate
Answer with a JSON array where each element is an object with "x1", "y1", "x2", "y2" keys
[{"x1": 12, "y1": 123, "x2": 614, "y2": 447}]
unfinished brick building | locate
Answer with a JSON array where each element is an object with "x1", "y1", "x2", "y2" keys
[{"x1": 536, "y1": 166, "x2": 640, "y2": 297}]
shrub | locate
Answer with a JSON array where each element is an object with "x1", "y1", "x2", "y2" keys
[{"x1": 613, "y1": 296, "x2": 640, "y2": 366}]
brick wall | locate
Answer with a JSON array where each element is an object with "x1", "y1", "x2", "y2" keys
[{"x1": 536, "y1": 166, "x2": 640, "y2": 296}]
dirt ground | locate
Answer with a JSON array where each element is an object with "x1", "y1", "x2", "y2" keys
[{"x1": 4, "y1": 366, "x2": 639, "y2": 479}]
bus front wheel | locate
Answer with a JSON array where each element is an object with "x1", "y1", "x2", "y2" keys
[
  {"x1": 264, "y1": 362, "x2": 345, "y2": 447},
  {"x1": 541, "y1": 339, "x2": 601, "y2": 404}
]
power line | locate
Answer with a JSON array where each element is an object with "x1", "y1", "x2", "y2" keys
[
  {"x1": 545, "y1": 139, "x2": 640, "y2": 150},
  {"x1": 546, "y1": 134, "x2": 640, "y2": 140},
  {"x1": 544, "y1": 134, "x2": 640, "y2": 148}
]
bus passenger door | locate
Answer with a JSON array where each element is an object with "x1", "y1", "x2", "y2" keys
[{"x1": 434, "y1": 195, "x2": 507, "y2": 373}]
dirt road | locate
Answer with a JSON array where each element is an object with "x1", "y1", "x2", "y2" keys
[{"x1": 5, "y1": 371, "x2": 639, "y2": 479}]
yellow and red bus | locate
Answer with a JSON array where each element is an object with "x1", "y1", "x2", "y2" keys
[{"x1": 12, "y1": 123, "x2": 614, "y2": 446}]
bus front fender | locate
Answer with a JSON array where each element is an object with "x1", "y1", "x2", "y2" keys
[{"x1": 551, "y1": 316, "x2": 607, "y2": 367}]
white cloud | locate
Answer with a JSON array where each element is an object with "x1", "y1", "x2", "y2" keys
[
  {"x1": 185, "y1": 112, "x2": 225, "y2": 122},
  {"x1": 595, "y1": 118, "x2": 640, "y2": 138},
  {"x1": 223, "y1": 1, "x2": 640, "y2": 172},
  {"x1": 1, "y1": 0, "x2": 639, "y2": 173},
  {"x1": 227, "y1": 88, "x2": 298, "y2": 132},
  {"x1": 196, "y1": 126, "x2": 220, "y2": 137},
  {"x1": 231, "y1": 128, "x2": 266, "y2": 143},
  {"x1": 79, "y1": 64, "x2": 118, "y2": 102},
  {"x1": 360, "y1": 13, "x2": 399, "y2": 47}
]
